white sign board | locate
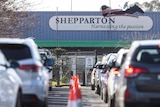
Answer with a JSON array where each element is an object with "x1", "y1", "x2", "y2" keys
[
  {"x1": 49, "y1": 15, "x2": 153, "y2": 31},
  {"x1": 85, "y1": 57, "x2": 94, "y2": 68}
]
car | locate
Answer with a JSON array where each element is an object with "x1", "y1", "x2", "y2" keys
[
  {"x1": 107, "y1": 48, "x2": 128, "y2": 107},
  {"x1": 94, "y1": 61, "x2": 104, "y2": 94},
  {"x1": 0, "y1": 38, "x2": 49, "y2": 107},
  {"x1": 101, "y1": 53, "x2": 117, "y2": 102},
  {"x1": 0, "y1": 50, "x2": 22, "y2": 107},
  {"x1": 114, "y1": 40, "x2": 160, "y2": 107},
  {"x1": 99, "y1": 53, "x2": 114, "y2": 99},
  {"x1": 44, "y1": 58, "x2": 54, "y2": 91},
  {"x1": 38, "y1": 48, "x2": 54, "y2": 91},
  {"x1": 90, "y1": 61, "x2": 101, "y2": 90}
]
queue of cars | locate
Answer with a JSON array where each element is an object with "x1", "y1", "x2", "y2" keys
[
  {"x1": 0, "y1": 38, "x2": 53, "y2": 107},
  {"x1": 90, "y1": 39, "x2": 160, "y2": 107}
]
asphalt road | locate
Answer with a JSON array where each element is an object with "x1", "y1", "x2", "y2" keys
[{"x1": 48, "y1": 86, "x2": 107, "y2": 107}]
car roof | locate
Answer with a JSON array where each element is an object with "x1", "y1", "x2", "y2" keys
[
  {"x1": 101, "y1": 53, "x2": 117, "y2": 65},
  {"x1": 0, "y1": 38, "x2": 36, "y2": 45},
  {"x1": 0, "y1": 38, "x2": 40, "y2": 60},
  {"x1": 132, "y1": 40, "x2": 160, "y2": 47}
]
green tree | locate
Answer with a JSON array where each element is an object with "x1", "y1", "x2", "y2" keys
[
  {"x1": 138, "y1": 0, "x2": 160, "y2": 12},
  {"x1": 52, "y1": 48, "x2": 67, "y2": 87}
]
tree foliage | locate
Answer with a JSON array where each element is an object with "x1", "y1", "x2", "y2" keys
[
  {"x1": 131, "y1": 0, "x2": 160, "y2": 12},
  {"x1": 141, "y1": 0, "x2": 160, "y2": 11},
  {"x1": 53, "y1": 48, "x2": 67, "y2": 58},
  {"x1": 0, "y1": 0, "x2": 37, "y2": 37}
]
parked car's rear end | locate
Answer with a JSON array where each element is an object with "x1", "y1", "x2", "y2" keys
[
  {"x1": 115, "y1": 40, "x2": 160, "y2": 107},
  {"x1": 102, "y1": 53, "x2": 117, "y2": 103},
  {"x1": 90, "y1": 66, "x2": 96, "y2": 90},
  {"x1": 94, "y1": 61, "x2": 104, "y2": 94},
  {"x1": 107, "y1": 48, "x2": 128, "y2": 107},
  {"x1": 0, "y1": 38, "x2": 49, "y2": 107}
]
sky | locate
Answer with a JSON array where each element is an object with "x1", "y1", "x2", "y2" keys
[{"x1": 26, "y1": 0, "x2": 153, "y2": 11}]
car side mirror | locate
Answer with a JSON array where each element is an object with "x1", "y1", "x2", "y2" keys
[{"x1": 44, "y1": 58, "x2": 54, "y2": 66}]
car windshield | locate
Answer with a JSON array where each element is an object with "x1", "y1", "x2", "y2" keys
[{"x1": 0, "y1": 44, "x2": 31, "y2": 60}]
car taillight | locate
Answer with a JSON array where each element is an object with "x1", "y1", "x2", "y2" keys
[
  {"x1": 124, "y1": 66, "x2": 148, "y2": 78},
  {"x1": 113, "y1": 68, "x2": 119, "y2": 75},
  {"x1": 19, "y1": 64, "x2": 40, "y2": 72}
]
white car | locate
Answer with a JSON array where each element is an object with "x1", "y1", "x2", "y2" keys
[
  {"x1": 38, "y1": 48, "x2": 54, "y2": 91},
  {"x1": 0, "y1": 50, "x2": 22, "y2": 107},
  {"x1": 0, "y1": 38, "x2": 49, "y2": 107}
]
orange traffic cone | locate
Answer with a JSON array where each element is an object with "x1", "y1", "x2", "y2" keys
[
  {"x1": 67, "y1": 75, "x2": 83, "y2": 107},
  {"x1": 75, "y1": 75, "x2": 82, "y2": 107},
  {"x1": 67, "y1": 88, "x2": 77, "y2": 107}
]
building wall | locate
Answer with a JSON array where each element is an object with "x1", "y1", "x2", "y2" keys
[
  {"x1": 25, "y1": 11, "x2": 160, "y2": 84},
  {"x1": 24, "y1": 11, "x2": 160, "y2": 49}
]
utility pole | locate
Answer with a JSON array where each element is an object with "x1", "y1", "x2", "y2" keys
[
  {"x1": 71, "y1": 0, "x2": 72, "y2": 11},
  {"x1": 56, "y1": 7, "x2": 60, "y2": 87}
]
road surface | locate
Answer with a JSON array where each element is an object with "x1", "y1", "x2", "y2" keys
[{"x1": 48, "y1": 86, "x2": 107, "y2": 107}]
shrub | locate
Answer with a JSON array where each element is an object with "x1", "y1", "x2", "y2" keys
[{"x1": 61, "y1": 75, "x2": 68, "y2": 83}]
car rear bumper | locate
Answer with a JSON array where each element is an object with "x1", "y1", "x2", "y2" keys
[
  {"x1": 124, "y1": 90, "x2": 160, "y2": 107},
  {"x1": 22, "y1": 94, "x2": 47, "y2": 106},
  {"x1": 125, "y1": 101, "x2": 160, "y2": 107}
]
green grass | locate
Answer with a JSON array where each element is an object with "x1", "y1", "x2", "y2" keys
[{"x1": 52, "y1": 81, "x2": 68, "y2": 86}]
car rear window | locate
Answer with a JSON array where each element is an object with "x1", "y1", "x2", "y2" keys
[
  {"x1": 136, "y1": 48, "x2": 160, "y2": 64},
  {"x1": 0, "y1": 44, "x2": 31, "y2": 60}
]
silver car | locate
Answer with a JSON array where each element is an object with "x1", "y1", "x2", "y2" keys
[
  {"x1": 107, "y1": 48, "x2": 128, "y2": 107},
  {"x1": 0, "y1": 50, "x2": 22, "y2": 107},
  {"x1": 0, "y1": 38, "x2": 49, "y2": 107}
]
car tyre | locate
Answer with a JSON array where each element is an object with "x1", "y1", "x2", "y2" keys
[
  {"x1": 95, "y1": 85, "x2": 100, "y2": 95},
  {"x1": 103, "y1": 86, "x2": 108, "y2": 103},
  {"x1": 108, "y1": 94, "x2": 115, "y2": 107},
  {"x1": 15, "y1": 90, "x2": 22, "y2": 107},
  {"x1": 91, "y1": 84, "x2": 95, "y2": 90},
  {"x1": 42, "y1": 98, "x2": 48, "y2": 107},
  {"x1": 100, "y1": 87, "x2": 103, "y2": 100},
  {"x1": 114, "y1": 94, "x2": 119, "y2": 107},
  {"x1": 49, "y1": 86, "x2": 52, "y2": 91}
]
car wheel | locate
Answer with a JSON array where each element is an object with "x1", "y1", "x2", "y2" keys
[
  {"x1": 110, "y1": 95, "x2": 115, "y2": 107},
  {"x1": 108, "y1": 94, "x2": 115, "y2": 107},
  {"x1": 108, "y1": 95, "x2": 111, "y2": 107},
  {"x1": 49, "y1": 86, "x2": 52, "y2": 91},
  {"x1": 103, "y1": 87, "x2": 108, "y2": 103},
  {"x1": 114, "y1": 94, "x2": 118, "y2": 107},
  {"x1": 97, "y1": 85, "x2": 100, "y2": 95},
  {"x1": 15, "y1": 90, "x2": 22, "y2": 107},
  {"x1": 95, "y1": 85, "x2": 98, "y2": 94},
  {"x1": 42, "y1": 97, "x2": 48, "y2": 107},
  {"x1": 100, "y1": 88, "x2": 103, "y2": 100},
  {"x1": 91, "y1": 84, "x2": 95, "y2": 90}
]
